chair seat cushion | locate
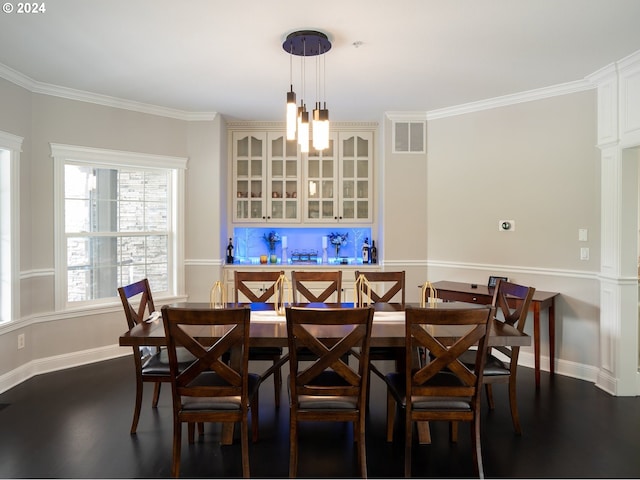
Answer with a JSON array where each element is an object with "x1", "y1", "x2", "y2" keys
[
  {"x1": 293, "y1": 371, "x2": 358, "y2": 410},
  {"x1": 412, "y1": 396, "x2": 472, "y2": 411},
  {"x1": 385, "y1": 371, "x2": 472, "y2": 410},
  {"x1": 142, "y1": 347, "x2": 195, "y2": 375},
  {"x1": 181, "y1": 372, "x2": 260, "y2": 411},
  {"x1": 459, "y1": 350, "x2": 510, "y2": 376}
]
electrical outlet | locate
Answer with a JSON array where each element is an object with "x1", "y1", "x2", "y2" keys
[{"x1": 17, "y1": 333, "x2": 25, "y2": 350}]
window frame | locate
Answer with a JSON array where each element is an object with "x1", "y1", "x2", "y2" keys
[
  {"x1": 0, "y1": 130, "x2": 23, "y2": 324},
  {"x1": 51, "y1": 143, "x2": 187, "y2": 311}
]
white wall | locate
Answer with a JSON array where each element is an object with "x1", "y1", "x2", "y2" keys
[{"x1": 424, "y1": 91, "x2": 601, "y2": 375}]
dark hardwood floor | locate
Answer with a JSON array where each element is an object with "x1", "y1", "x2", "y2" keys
[{"x1": 1, "y1": 355, "x2": 639, "y2": 478}]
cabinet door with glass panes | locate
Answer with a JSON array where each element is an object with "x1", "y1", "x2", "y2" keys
[
  {"x1": 304, "y1": 131, "x2": 372, "y2": 223},
  {"x1": 304, "y1": 132, "x2": 339, "y2": 222},
  {"x1": 233, "y1": 132, "x2": 267, "y2": 222},
  {"x1": 339, "y1": 131, "x2": 372, "y2": 223},
  {"x1": 267, "y1": 132, "x2": 300, "y2": 222}
]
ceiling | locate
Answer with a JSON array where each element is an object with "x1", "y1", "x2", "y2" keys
[{"x1": 1, "y1": 0, "x2": 640, "y2": 122}]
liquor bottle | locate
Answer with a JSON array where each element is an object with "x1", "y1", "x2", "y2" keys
[
  {"x1": 370, "y1": 240, "x2": 377, "y2": 264},
  {"x1": 226, "y1": 238, "x2": 234, "y2": 264},
  {"x1": 362, "y1": 237, "x2": 370, "y2": 264}
]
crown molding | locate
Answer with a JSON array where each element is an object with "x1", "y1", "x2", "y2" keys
[
  {"x1": 0, "y1": 62, "x2": 217, "y2": 122},
  {"x1": 426, "y1": 79, "x2": 594, "y2": 121}
]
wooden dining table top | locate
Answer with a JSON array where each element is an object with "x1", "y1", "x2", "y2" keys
[{"x1": 119, "y1": 301, "x2": 530, "y2": 349}]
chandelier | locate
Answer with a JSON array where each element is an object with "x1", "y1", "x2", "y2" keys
[{"x1": 283, "y1": 30, "x2": 332, "y2": 152}]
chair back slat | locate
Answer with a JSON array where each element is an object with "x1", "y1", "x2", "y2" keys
[
  {"x1": 118, "y1": 278, "x2": 155, "y2": 329},
  {"x1": 234, "y1": 270, "x2": 284, "y2": 303},
  {"x1": 161, "y1": 306, "x2": 251, "y2": 401},
  {"x1": 286, "y1": 306, "x2": 374, "y2": 402},
  {"x1": 491, "y1": 279, "x2": 536, "y2": 332},
  {"x1": 291, "y1": 271, "x2": 342, "y2": 303},
  {"x1": 405, "y1": 306, "x2": 494, "y2": 405},
  {"x1": 354, "y1": 270, "x2": 405, "y2": 306}
]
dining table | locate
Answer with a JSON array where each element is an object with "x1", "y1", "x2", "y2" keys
[{"x1": 119, "y1": 300, "x2": 530, "y2": 444}]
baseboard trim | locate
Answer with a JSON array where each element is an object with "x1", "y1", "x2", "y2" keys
[
  {"x1": 0, "y1": 344, "x2": 129, "y2": 395},
  {"x1": 519, "y1": 351, "x2": 599, "y2": 384}
]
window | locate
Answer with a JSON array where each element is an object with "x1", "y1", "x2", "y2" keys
[
  {"x1": 51, "y1": 144, "x2": 187, "y2": 309},
  {"x1": 0, "y1": 130, "x2": 22, "y2": 323}
]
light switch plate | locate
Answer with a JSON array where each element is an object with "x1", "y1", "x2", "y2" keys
[{"x1": 578, "y1": 229, "x2": 588, "y2": 242}]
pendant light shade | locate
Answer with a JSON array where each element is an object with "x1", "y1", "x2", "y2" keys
[
  {"x1": 298, "y1": 106, "x2": 309, "y2": 153},
  {"x1": 312, "y1": 103, "x2": 329, "y2": 151},
  {"x1": 282, "y1": 30, "x2": 331, "y2": 151},
  {"x1": 286, "y1": 86, "x2": 297, "y2": 140}
]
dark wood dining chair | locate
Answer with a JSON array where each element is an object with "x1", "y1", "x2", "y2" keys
[
  {"x1": 161, "y1": 305, "x2": 259, "y2": 478},
  {"x1": 354, "y1": 270, "x2": 405, "y2": 366},
  {"x1": 118, "y1": 278, "x2": 195, "y2": 434},
  {"x1": 285, "y1": 306, "x2": 374, "y2": 478},
  {"x1": 384, "y1": 305, "x2": 494, "y2": 478},
  {"x1": 461, "y1": 279, "x2": 535, "y2": 435},
  {"x1": 353, "y1": 270, "x2": 406, "y2": 404},
  {"x1": 234, "y1": 270, "x2": 285, "y2": 408},
  {"x1": 291, "y1": 270, "x2": 342, "y2": 303}
]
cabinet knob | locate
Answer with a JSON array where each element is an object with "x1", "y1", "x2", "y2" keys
[{"x1": 472, "y1": 297, "x2": 477, "y2": 301}]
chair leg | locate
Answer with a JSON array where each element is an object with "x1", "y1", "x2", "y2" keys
[
  {"x1": 130, "y1": 376, "x2": 144, "y2": 434},
  {"x1": 509, "y1": 377, "x2": 522, "y2": 435},
  {"x1": 386, "y1": 390, "x2": 396, "y2": 442},
  {"x1": 241, "y1": 417, "x2": 250, "y2": 478},
  {"x1": 485, "y1": 383, "x2": 495, "y2": 410},
  {"x1": 198, "y1": 422, "x2": 204, "y2": 436},
  {"x1": 172, "y1": 420, "x2": 182, "y2": 478},
  {"x1": 404, "y1": 410, "x2": 412, "y2": 477},
  {"x1": 187, "y1": 423, "x2": 195, "y2": 444},
  {"x1": 152, "y1": 381, "x2": 162, "y2": 408},
  {"x1": 273, "y1": 358, "x2": 282, "y2": 409},
  {"x1": 357, "y1": 419, "x2": 368, "y2": 478},
  {"x1": 289, "y1": 418, "x2": 298, "y2": 478},
  {"x1": 450, "y1": 421, "x2": 459, "y2": 443},
  {"x1": 251, "y1": 391, "x2": 259, "y2": 443},
  {"x1": 470, "y1": 416, "x2": 484, "y2": 479}
]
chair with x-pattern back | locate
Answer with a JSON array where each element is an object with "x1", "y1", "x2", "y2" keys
[
  {"x1": 285, "y1": 306, "x2": 374, "y2": 478},
  {"x1": 384, "y1": 305, "x2": 494, "y2": 478},
  {"x1": 234, "y1": 270, "x2": 286, "y2": 408},
  {"x1": 161, "y1": 305, "x2": 259, "y2": 478},
  {"x1": 291, "y1": 270, "x2": 342, "y2": 303},
  {"x1": 118, "y1": 278, "x2": 196, "y2": 435}
]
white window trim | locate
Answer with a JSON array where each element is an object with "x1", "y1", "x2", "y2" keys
[
  {"x1": 50, "y1": 143, "x2": 187, "y2": 312},
  {"x1": 0, "y1": 130, "x2": 23, "y2": 324}
]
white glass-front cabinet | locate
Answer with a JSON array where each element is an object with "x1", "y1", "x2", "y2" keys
[
  {"x1": 233, "y1": 131, "x2": 300, "y2": 222},
  {"x1": 304, "y1": 131, "x2": 372, "y2": 223},
  {"x1": 267, "y1": 132, "x2": 300, "y2": 222}
]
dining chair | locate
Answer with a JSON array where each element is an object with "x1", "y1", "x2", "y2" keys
[
  {"x1": 118, "y1": 278, "x2": 196, "y2": 434},
  {"x1": 285, "y1": 305, "x2": 375, "y2": 478},
  {"x1": 461, "y1": 279, "x2": 535, "y2": 435},
  {"x1": 354, "y1": 270, "x2": 406, "y2": 404},
  {"x1": 291, "y1": 270, "x2": 342, "y2": 303},
  {"x1": 384, "y1": 305, "x2": 494, "y2": 478},
  {"x1": 161, "y1": 305, "x2": 259, "y2": 478},
  {"x1": 234, "y1": 270, "x2": 285, "y2": 408}
]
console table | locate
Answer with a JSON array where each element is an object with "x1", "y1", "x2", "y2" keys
[{"x1": 431, "y1": 280, "x2": 559, "y2": 389}]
